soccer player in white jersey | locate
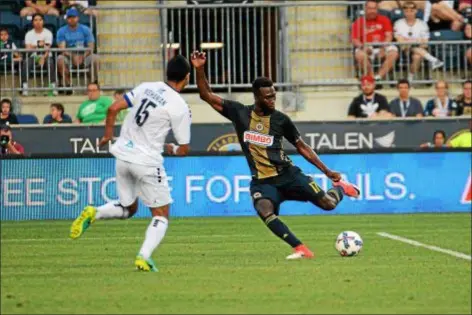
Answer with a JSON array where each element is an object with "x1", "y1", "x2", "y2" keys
[{"x1": 69, "y1": 55, "x2": 192, "y2": 272}]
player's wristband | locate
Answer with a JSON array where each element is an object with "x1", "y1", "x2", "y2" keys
[{"x1": 169, "y1": 143, "x2": 179, "y2": 155}]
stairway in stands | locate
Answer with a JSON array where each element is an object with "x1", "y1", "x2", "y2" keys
[
  {"x1": 286, "y1": 4, "x2": 357, "y2": 85},
  {"x1": 96, "y1": 0, "x2": 163, "y2": 89}
]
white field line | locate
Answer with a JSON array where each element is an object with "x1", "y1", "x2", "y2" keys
[{"x1": 377, "y1": 232, "x2": 471, "y2": 261}]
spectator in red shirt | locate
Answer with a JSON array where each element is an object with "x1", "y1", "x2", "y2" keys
[
  {"x1": 0, "y1": 124, "x2": 24, "y2": 155},
  {"x1": 351, "y1": 0, "x2": 399, "y2": 81}
]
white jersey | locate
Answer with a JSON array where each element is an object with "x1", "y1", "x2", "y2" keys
[
  {"x1": 110, "y1": 81, "x2": 191, "y2": 167},
  {"x1": 394, "y1": 18, "x2": 430, "y2": 40}
]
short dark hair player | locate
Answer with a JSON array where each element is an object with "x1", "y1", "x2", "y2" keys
[{"x1": 191, "y1": 51, "x2": 360, "y2": 260}]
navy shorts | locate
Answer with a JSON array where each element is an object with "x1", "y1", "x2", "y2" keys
[{"x1": 250, "y1": 166, "x2": 325, "y2": 213}]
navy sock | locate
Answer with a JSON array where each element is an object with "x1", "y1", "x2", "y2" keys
[
  {"x1": 327, "y1": 186, "x2": 344, "y2": 203},
  {"x1": 264, "y1": 214, "x2": 302, "y2": 248}
]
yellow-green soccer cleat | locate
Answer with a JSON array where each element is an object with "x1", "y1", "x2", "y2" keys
[
  {"x1": 135, "y1": 256, "x2": 158, "y2": 272},
  {"x1": 70, "y1": 206, "x2": 97, "y2": 239}
]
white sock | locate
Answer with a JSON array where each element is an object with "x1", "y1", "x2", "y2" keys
[
  {"x1": 138, "y1": 216, "x2": 169, "y2": 260},
  {"x1": 96, "y1": 202, "x2": 129, "y2": 220},
  {"x1": 424, "y1": 53, "x2": 437, "y2": 63}
]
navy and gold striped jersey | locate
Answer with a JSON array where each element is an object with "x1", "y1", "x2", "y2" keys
[{"x1": 220, "y1": 99, "x2": 301, "y2": 180}]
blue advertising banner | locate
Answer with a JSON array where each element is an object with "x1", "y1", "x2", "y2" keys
[{"x1": 1, "y1": 152, "x2": 471, "y2": 220}]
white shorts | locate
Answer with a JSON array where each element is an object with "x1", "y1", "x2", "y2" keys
[{"x1": 115, "y1": 159, "x2": 173, "y2": 208}]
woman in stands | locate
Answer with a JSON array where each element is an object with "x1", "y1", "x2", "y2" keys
[{"x1": 0, "y1": 99, "x2": 18, "y2": 126}]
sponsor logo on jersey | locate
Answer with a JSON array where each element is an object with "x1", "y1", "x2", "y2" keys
[
  {"x1": 206, "y1": 133, "x2": 242, "y2": 152},
  {"x1": 461, "y1": 174, "x2": 471, "y2": 204},
  {"x1": 243, "y1": 131, "x2": 274, "y2": 147}
]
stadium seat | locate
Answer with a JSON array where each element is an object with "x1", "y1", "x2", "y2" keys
[
  {"x1": 0, "y1": 11, "x2": 22, "y2": 29},
  {"x1": 430, "y1": 30, "x2": 465, "y2": 41},
  {"x1": 0, "y1": 0, "x2": 21, "y2": 14},
  {"x1": 17, "y1": 114, "x2": 39, "y2": 124},
  {"x1": 378, "y1": 9, "x2": 391, "y2": 18}
]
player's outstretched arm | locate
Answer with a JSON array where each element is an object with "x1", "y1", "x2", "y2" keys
[
  {"x1": 98, "y1": 99, "x2": 128, "y2": 147},
  {"x1": 295, "y1": 139, "x2": 342, "y2": 182},
  {"x1": 191, "y1": 51, "x2": 224, "y2": 112}
]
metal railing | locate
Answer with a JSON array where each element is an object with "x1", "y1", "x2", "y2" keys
[
  {"x1": 0, "y1": 47, "x2": 96, "y2": 94},
  {"x1": 1, "y1": 1, "x2": 471, "y2": 94}
]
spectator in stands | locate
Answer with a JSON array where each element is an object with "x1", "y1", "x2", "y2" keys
[
  {"x1": 56, "y1": 8, "x2": 98, "y2": 88},
  {"x1": 394, "y1": 2, "x2": 444, "y2": 82},
  {"x1": 22, "y1": 13, "x2": 57, "y2": 96},
  {"x1": 420, "y1": 130, "x2": 448, "y2": 148},
  {"x1": 348, "y1": 75, "x2": 392, "y2": 119},
  {"x1": 424, "y1": 80, "x2": 459, "y2": 117},
  {"x1": 0, "y1": 124, "x2": 24, "y2": 155},
  {"x1": 429, "y1": 0, "x2": 464, "y2": 32},
  {"x1": 447, "y1": 120, "x2": 472, "y2": 148},
  {"x1": 351, "y1": 0, "x2": 399, "y2": 82},
  {"x1": 456, "y1": 80, "x2": 472, "y2": 116},
  {"x1": 20, "y1": 0, "x2": 60, "y2": 17},
  {"x1": 389, "y1": 79, "x2": 424, "y2": 117},
  {"x1": 43, "y1": 103, "x2": 73, "y2": 123},
  {"x1": 0, "y1": 99, "x2": 18, "y2": 125},
  {"x1": 0, "y1": 28, "x2": 22, "y2": 65},
  {"x1": 75, "y1": 82, "x2": 113, "y2": 124}
]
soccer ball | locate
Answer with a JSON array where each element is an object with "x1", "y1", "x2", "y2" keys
[{"x1": 335, "y1": 231, "x2": 363, "y2": 257}]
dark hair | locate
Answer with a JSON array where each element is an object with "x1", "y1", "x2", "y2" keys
[
  {"x1": 365, "y1": 0, "x2": 378, "y2": 6},
  {"x1": 51, "y1": 103, "x2": 64, "y2": 117},
  {"x1": 32, "y1": 13, "x2": 44, "y2": 22},
  {"x1": 166, "y1": 55, "x2": 191, "y2": 82},
  {"x1": 114, "y1": 89, "x2": 125, "y2": 95},
  {"x1": 397, "y1": 79, "x2": 410, "y2": 88},
  {"x1": 1, "y1": 98, "x2": 12, "y2": 110},
  {"x1": 0, "y1": 28, "x2": 8, "y2": 34},
  {"x1": 87, "y1": 81, "x2": 100, "y2": 90},
  {"x1": 433, "y1": 130, "x2": 446, "y2": 141},
  {"x1": 464, "y1": 80, "x2": 472, "y2": 87},
  {"x1": 252, "y1": 77, "x2": 273, "y2": 96}
]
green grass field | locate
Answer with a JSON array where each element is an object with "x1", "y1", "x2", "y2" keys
[{"x1": 1, "y1": 213, "x2": 471, "y2": 314}]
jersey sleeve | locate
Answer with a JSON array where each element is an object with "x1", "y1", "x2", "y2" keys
[
  {"x1": 220, "y1": 99, "x2": 246, "y2": 121},
  {"x1": 284, "y1": 115, "x2": 301, "y2": 146},
  {"x1": 25, "y1": 31, "x2": 34, "y2": 46},
  {"x1": 123, "y1": 84, "x2": 145, "y2": 108},
  {"x1": 168, "y1": 100, "x2": 191, "y2": 145},
  {"x1": 351, "y1": 18, "x2": 361, "y2": 43},
  {"x1": 382, "y1": 16, "x2": 393, "y2": 33},
  {"x1": 45, "y1": 29, "x2": 53, "y2": 45}
]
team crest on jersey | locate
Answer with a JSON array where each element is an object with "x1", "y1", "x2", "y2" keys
[
  {"x1": 255, "y1": 123, "x2": 264, "y2": 131},
  {"x1": 243, "y1": 131, "x2": 274, "y2": 147},
  {"x1": 206, "y1": 133, "x2": 242, "y2": 152}
]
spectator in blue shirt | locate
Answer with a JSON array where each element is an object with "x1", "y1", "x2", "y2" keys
[{"x1": 56, "y1": 7, "x2": 98, "y2": 88}]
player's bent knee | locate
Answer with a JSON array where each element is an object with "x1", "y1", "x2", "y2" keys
[
  {"x1": 150, "y1": 204, "x2": 170, "y2": 219},
  {"x1": 317, "y1": 197, "x2": 337, "y2": 211},
  {"x1": 255, "y1": 199, "x2": 275, "y2": 218}
]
